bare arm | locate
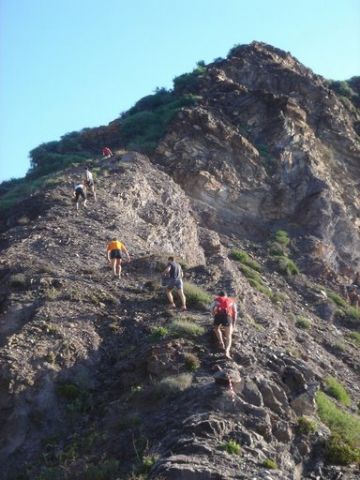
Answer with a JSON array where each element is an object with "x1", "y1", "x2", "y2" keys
[{"x1": 162, "y1": 265, "x2": 171, "y2": 276}]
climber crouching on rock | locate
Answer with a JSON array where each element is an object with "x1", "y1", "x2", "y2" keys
[
  {"x1": 211, "y1": 291, "x2": 237, "y2": 359},
  {"x1": 73, "y1": 183, "x2": 87, "y2": 210},
  {"x1": 161, "y1": 256, "x2": 187, "y2": 311},
  {"x1": 106, "y1": 238, "x2": 130, "y2": 278}
]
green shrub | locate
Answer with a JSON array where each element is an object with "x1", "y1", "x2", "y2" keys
[
  {"x1": 346, "y1": 332, "x2": 360, "y2": 346},
  {"x1": 274, "y1": 230, "x2": 290, "y2": 247},
  {"x1": 324, "y1": 376, "x2": 351, "y2": 406},
  {"x1": 326, "y1": 289, "x2": 348, "y2": 308},
  {"x1": 297, "y1": 416, "x2": 317, "y2": 435},
  {"x1": 239, "y1": 264, "x2": 272, "y2": 298},
  {"x1": 230, "y1": 249, "x2": 262, "y2": 271},
  {"x1": 121, "y1": 94, "x2": 200, "y2": 153},
  {"x1": 137, "y1": 455, "x2": 156, "y2": 475},
  {"x1": 325, "y1": 434, "x2": 360, "y2": 465},
  {"x1": 315, "y1": 391, "x2": 360, "y2": 450},
  {"x1": 183, "y1": 352, "x2": 200, "y2": 371},
  {"x1": 183, "y1": 282, "x2": 212, "y2": 310},
  {"x1": 221, "y1": 439, "x2": 241, "y2": 455},
  {"x1": 343, "y1": 306, "x2": 360, "y2": 322},
  {"x1": 295, "y1": 316, "x2": 312, "y2": 330},
  {"x1": 173, "y1": 62, "x2": 206, "y2": 91},
  {"x1": 262, "y1": 458, "x2": 278, "y2": 469},
  {"x1": 150, "y1": 325, "x2": 169, "y2": 340},
  {"x1": 274, "y1": 255, "x2": 299, "y2": 276},
  {"x1": 269, "y1": 241, "x2": 287, "y2": 256},
  {"x1": 170, "y1": 318, "x2": 205, "y2": 338}
]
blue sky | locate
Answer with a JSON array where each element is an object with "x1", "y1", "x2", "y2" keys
[{"x1": 1, "y1": 0, "x2": 359, "y2": 182}]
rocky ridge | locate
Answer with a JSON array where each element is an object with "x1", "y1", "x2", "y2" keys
[{"x1": 0, "y1": 42, "x2": 360, "y2": 480}]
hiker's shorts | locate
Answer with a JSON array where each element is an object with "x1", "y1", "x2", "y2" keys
[
  {"x1": 110, "y1": 249, "x2": 122, "y2": 259},
  {"x1": 166, "y1": 278, "x2": 183, "y2": 290},
  {"x1": 214, "y1": 313, "x2": 232, "y2": 327}
]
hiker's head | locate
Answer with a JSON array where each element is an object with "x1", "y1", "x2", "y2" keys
[
  {"x1": 218, "y1": 291, "x2": 227, "y2": 297},
  {"x1": 168, "y1": 256, "x2": 175, "y2": 262},
  {"x1": 112, "y1": 238, "x2": 117, "y2": 242}
]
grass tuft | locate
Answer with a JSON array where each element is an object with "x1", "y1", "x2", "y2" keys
[
  {"x1": 170, "y1": 318, "x2": 205, "y2": 338},
  {"x1": 221, "y1": 439, "x2": 241, "y2": 455},
  {"x1": 316, "y1": 391, "x2": 360, "y2": 465},
  {"x1": 150, "y1": 325, "x2": 169, "y2": 340},
  {"x1": 152, "y1": 373, "x2": 193, "y2": 398},
  {"x1": 295, "y1": 316, "x2": 312, "y2": 330},
  {"x1": 183, "y1": 352, "x2": 200, "y2": 371},
  {"x1": 262, "y1": 458, "x2": 278, "y2": 469},
  {"x1": 324, "y1": 376, "x2": 351, "y2": 406},
  {"x1": 297, "y1": 416, "x2": 317, "y2": 435},
  {"x1": 183, "y1": 282, "x2": 212, "y2": 310},
  {"x1": 230, "y1": 249, "x2": 262, "y2": 271}
]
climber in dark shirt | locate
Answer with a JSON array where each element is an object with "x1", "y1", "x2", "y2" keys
[{"x1": 161, "y1": 256, "x2": 186, "y2": 310}]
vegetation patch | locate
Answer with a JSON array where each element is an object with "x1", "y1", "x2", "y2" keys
[
  {"x1": 150, "y1": 325, "x2": 169, "y2": 340},
  {"x1": 230, "y1": 249, "x2": 262, "y2": 271},
  {"x1": 170, "y1": 318, "x2": 205, "y2": 338},
  {"x1": 152, "y1": 373, "x2": 193, "y2": 398},
  {"x1": 183, "y1": 282, "x2": 212, "y2": 310},
  {"x1": 324, "y1": 376, "x2": 351, "y2": 406},
  {"x1": 297, "y1": 416, "x2": 317, "y2": 435},
  {"x1": 346, "y1": 331, "x2": 360, "y2": 346},
  {"x1": 183, "y1": 352, "x2": 201, "y2": 371},
  {"x1": 262, "y1": 458, "x2": 278, "y2": 469},
  {"x1": 273, "y1": 255, "x2": 299, "y2": 276},
  {"x1": 220, "y1": 439, "x2": 241, "y2": 455},
  {"x1": 239, "y1": 264, "x2": 272, "y2": 298},
  {"x1": 295, "y1": 316, "x2": 312, "y2": 330},
  {"x1": 316, "y1": 391, "x2": 360, "y2": 464}
]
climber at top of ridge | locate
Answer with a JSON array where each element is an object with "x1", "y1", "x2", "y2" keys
[
  {"x1": 161, "y1": 256, "x2": 187, "y2": 311},
  {"x1": 210, "y1": 291, "x2": 237, "y2": 359},
  {"x1": 73, "y1": 183, "x2": 87, "y2": 211},
  {"x1": 84, "y1": 167, "x2": 97, "y2": 201},
  {"x1": 106, "y1": 238, "x2": 130, "y2": 279},
  {"x1": 102, "y1": 146, "x2": 113, "y2": 159}
]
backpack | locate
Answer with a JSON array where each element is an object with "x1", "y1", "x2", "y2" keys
[{"x1": 214, "y1": 296, "x2": 233, "y2": 316}]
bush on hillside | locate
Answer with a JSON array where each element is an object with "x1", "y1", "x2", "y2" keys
[
  {"x1": 173, "y1": 62, "x2": 207, "y2": 92},
  {"x1": 315, "y1": 391, "x2": 360, "y2": 465},
  {"x1": 183, "y1": 283, "x2": 212, "y2": 310},
  {"x1": 324, "y1": 376, "x2": 351, "y2": 406}
]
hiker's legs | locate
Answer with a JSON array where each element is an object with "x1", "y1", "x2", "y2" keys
[
  {"x1": 177, "y1": 287, "x2": 186, "y2": 310},
  {"x1": 223, "y1": 325, "x2": 233, "y2": 358},
  {"x1": 92, "y1": 186, "x2": 97, "y2": 201},
  {"x1": 214, "y1": 325, "x2": 225, "y2": 349},
  {"x1": 116, "y1": 259, "x2": 122, "y2": 277},
  {"x1": 166, "y1": 288, "x2": 175, "y2": 306},
  {"x1": 111, "y1": 259, "x2": 117, "y2": 276}
]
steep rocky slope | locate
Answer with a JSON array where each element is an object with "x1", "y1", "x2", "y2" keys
[{"x1": 0, "y1": 42, "x2": 360, "y2": 480}]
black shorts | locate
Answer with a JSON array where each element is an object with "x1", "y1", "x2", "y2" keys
[
  {"x1": 75, "y1": 188, "x2": 86, "y2": 200},
  {"x1": 214, "y1": 313, "x2": 232, "y2": 327},
  {"x1": 110, "y1": 249, "x2": 122, "y2": 259}
]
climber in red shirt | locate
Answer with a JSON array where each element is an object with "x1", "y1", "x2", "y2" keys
[
  {"x1": 102, "y1": 147, "x2": 113, "y2": 159},
  {"x1": 210, "y1": 291, "x2": 237, "y2": 359}
]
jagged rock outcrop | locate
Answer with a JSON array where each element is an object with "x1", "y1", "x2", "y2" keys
[{"x1": 0, "y1": 42, "x2": 360, "y2": 480}]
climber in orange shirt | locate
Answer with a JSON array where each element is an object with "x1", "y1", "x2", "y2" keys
[{"x1": 106, "y1": 238, "x2": 130, "y2": 278}]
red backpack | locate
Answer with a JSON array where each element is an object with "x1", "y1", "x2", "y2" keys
[{"x1": 214, "y1": 296, "x2": 234, "y2": 315}]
